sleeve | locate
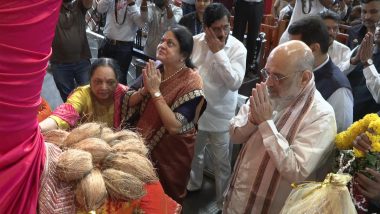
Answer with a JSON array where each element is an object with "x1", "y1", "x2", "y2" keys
[
  {"x1": 229, "y1": 102, "x2": 258, "y2": 144},
  {"x1": 363, "y1": 64, "x2": 380, "y2": 103},
  {"x1": 259, "y1": 111, "x2": 337, "y2": 182},
  {"x1": 49, "y1": 115, "x2": 71, "y2": 130},
  {"x1": 169, "y1": 4, "x2": 183, "y2": 24},
  {"x1": 336, "y1": 45, "x2": 352, "y2": 72},
  {"x1": 97, "y1": 0, "x2": 111, "y2": 13},
  {"x1": 211, "y1": 44, "x2": 247, "y2": 91},
  {"x1": 343, "y1": 46, "x2": 359, "y2": 75},
  {"x1": 173, "y1": 97, "x2": 203, "y2": 123},
  {"x1": 131, "y1": 0, "x2": 148, "y2": 28},
  {"x1": 326, "y1": 88, "x2": 353, "y2": 132}
]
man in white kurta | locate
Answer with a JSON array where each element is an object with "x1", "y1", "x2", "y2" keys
[
  {"x1": 187, "y1": 3, "x2": 247, "y2": 210},
  {"x1": 223, "y1": 41, "x2": 337, "y2": 214}
]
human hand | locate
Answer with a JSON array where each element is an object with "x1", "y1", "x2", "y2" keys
[
  {"x1": 356, "y1": 168, "x2": 380, "y2": 203},
  {"x1": 204, "y1": 27, "x2": 225, "y2": 53},
  {"x1": 249, "y1": 83, "x2": 273, "y2": 125},
  {"x1": 353, "y1": 132, "x2": 372, "y2": 153},
  {"x1": 143, "y1": 60, "x2": 161, "y2": 95},
  {"x1": 359, "y1": 32, "x2": 374, "y2": 65}
]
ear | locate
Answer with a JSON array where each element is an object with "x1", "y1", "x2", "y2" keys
[
  {"x1": 300, "y1": 70, "x2": 312, "y2": 87},
  {"x1": 309, "y1": 43, "x2": 321, "y2": 53}
]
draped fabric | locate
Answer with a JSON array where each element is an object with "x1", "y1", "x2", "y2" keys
[
  {"x1": 121, "y1": 68, "x2": 205, "y2": 203},
  {"x1": 0, "y1": 1, "x2": 61, "y2": 213},
  {"x1": 52, "y1": 84, "x2": 127, "y2": 129}
]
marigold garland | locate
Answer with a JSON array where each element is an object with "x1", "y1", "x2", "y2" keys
[{"x1": 334, "y1": 113, "x2": 380, "y2": 157}]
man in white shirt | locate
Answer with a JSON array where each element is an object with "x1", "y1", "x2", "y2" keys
[
  {"x1": 223, "y1": 40, "x2": 337, "y2": 213},
  {"x1": 288, "y1": 16, "x2": 353, "y2": 132},
  {"x1": 97, "y1": 0, "x2": 148, "y2": 84},
  {"x1": 187, "y1": 3, "x2": 247, "y2": 211},
  {"x1": 320, "y1": 10, "x2": 351, "y2": 72}
]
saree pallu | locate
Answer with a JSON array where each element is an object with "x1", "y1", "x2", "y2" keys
[
  {"x1": 122, "y1": 68, "x2": 205, "y2": 204},
  {"x1": 52, "y1": 84, "x2": 127, "y2": 129},
  {"x1": 0, "y1": 1, "x2": 61, "y2": 213}
]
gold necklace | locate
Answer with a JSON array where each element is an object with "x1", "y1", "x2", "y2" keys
[{"x1": 161, "y1": 65, "x2": 185, "y2": 83}]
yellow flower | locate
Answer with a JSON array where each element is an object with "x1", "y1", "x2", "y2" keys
[{"x1": 353, "y1": 147, "x2": 365, "y2": 158}]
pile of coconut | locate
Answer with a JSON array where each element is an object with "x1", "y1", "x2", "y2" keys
[{"x1": 42, "y1": 122, "x2": 157, "y2": 212}]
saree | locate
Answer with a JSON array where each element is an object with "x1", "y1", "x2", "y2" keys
[
  {"x1": 51, "y1": 84, "x2": 127, "y2": 129},
  {"x1": 0, "y1": 1, "x2": 61, "y2": 213},
  {"x1": 121, "y1": 68, "x2": 205, "y2": 204}
]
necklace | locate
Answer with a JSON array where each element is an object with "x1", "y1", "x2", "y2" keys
[{"x1": 161, "y1": 65, "x2": 185, "y2": 83}]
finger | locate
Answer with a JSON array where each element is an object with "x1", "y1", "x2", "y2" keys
[
  {"x1": 365, "y1": 168, "x2": 380, "y2": 182},
  {"x1": 157, "y1": 68, "x2": 162, "y2": 80},
  {"x1": 256, "y1": 83, "x2": 265, "y2": 104},
  {"x1": 357, "y1": 172, "x2": 377, "y2": 187},
  {"x1": 262, "y1": 82, "x2": 269, "y2": 103},
  {"x1": 252, "y1": 88, "x2": 260, "y2": 106},
  {"x1": 249, "y1": 96, "x2": 257, "y2": 113},
  {"x1": 356, "y1": 182, "x2": 374, "y2": 199},
  {"x1": 353, "y1": 134, "x2": 371, "y2": 152}
]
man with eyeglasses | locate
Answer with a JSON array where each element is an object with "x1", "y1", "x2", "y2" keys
[
  {"x1": 187, "y1": 3, "x2": 246, "y2": 212},
  {"x1": 223, "y1": 40, "x2": 337, "y2": 213},
  {"x1": 288, "y1": 16, "x2": 353, "y2": 133}
]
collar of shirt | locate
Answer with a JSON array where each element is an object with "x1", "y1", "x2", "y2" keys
[{"x1": 313, "y1": 55, "x2": 330, "y2": 72}]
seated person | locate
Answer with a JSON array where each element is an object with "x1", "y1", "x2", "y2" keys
[{"x1": 39, "y1": 58, "x2": 127, "y2": 132}]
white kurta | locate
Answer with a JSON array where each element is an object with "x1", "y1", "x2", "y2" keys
[
  {"x1": 328, "y1": 40, "x2": 351, "y2": 72},
  {"x1": 224, "y1": 90, "x2": 337, "y2": 214}
]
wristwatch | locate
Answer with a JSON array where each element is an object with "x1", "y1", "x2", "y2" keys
[
  {"x1": 128, "y1": 1, "x2": 136, "y2": 6},
  {"x1": 153, "y1": 91, "x2": 162, "y2": 98},
  {"x1": 364, "y1": 58, "x2": 373, "y2": 67}
]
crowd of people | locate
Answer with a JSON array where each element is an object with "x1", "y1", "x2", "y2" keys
[{"x1": 3, "y1": 0, "x2": 380, "y2": 213}]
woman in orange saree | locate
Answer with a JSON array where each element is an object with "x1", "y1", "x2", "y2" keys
[{"x1": 121, "y1": 26, "x2": 206, "y2": 204}]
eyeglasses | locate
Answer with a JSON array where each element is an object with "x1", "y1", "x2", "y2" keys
[{"x1": 260, "y1": 68, "x2": 292, "y2": 82}]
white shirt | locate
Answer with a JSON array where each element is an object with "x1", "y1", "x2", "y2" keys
[
  {"x1": 313, "y1": 56, "x2": 353, "y2": 132},
  {"x1": 144, "y1": 3, "x2": 182, "y2": 58},
  {"x1": 279, "y1": 0, "x2": 327, "y2": 44},
  {"x1": 97, "y1": 0, "x2": 147, "y2": 41},
  {"x1": 279, "y1": 4, "x2": 293, "y2": 21},
  {"x1": 191, "y1": 33, "x2": 247, "y2": 132},
  {"x1": 364, "y1": 64, "x2": 380, "y2": 103},
  {"x1": 329, "y1": 40, "x2": 351, "y2": 72},
  {"x1": 225, "y1": 91, "x2": 337, "y2": 213}
]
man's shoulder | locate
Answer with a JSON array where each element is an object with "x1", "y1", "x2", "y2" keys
[
  {"x1": 311, "y1": 90, "x2": 336, "y2": 117},
  {"x1": 332, "y1": 40, "x2": 350, "y2": 52},
  {"x1": 193, "y1": 33, "x2": 206, "y2": 43},
  {"x1": 226, "y1": 35, "x2": 246, "y2": 52}
]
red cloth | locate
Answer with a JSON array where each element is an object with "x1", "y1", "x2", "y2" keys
[{"x1": 0, "y1": 1, "x2": 61, "y2": 213}]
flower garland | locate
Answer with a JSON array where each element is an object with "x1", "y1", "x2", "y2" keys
[{"x1": 334, "y1": 113, "x2": 380, "y2": 157}]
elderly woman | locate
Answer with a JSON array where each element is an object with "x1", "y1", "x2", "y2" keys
[
  {"x1": 39, "y1": 58, "x2": 126, "y2": 132},
  {"x1": 121, "y1": 26, "x2": 206, "y2": 204}
]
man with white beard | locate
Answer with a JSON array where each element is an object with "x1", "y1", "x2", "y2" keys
[{"x1": 223, "y1": 40, "x2": 337, "y2": 214}]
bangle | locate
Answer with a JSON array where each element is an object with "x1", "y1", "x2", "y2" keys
[{"x1": 128, "y1": 2, "x2": 135, "y2": 6}]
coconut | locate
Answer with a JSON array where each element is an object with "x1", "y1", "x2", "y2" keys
[
  {"x1": 103, "y1": 152, "x2": 157, "y2": 183},
  {"x1": 63, "y1": 123, "x2": 103, "y2": 146},
  {"x1": 75, "y1": 169, "x2": 107, "y2": 212},
  {"x1": 100, "y1": 127, "x2": 115, "y2": 143},
  {"x1": 115, "y1": 130, "x2": 143, "y2": 141},
  {"x1": 102, "y1": 169, "x2": 146, "y2": 200},
  {"x1": 72, "y1": 138, "x2": 112, "y2": 164},
  {"x1": 56, "y1": 149, "x2": 93, "y2": 182},
  {"x1": 42, "y1": 129, "x2": 69, "y2": 147},
  {"x1": 112, "y1": 139, "x2": 148, "y2": 156}
]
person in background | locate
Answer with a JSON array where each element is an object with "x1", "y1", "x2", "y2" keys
[
  {"x1": 288, "y1": 16, "x2": 353, "y2": 132},
  {"x1": 278, "y1": 0, "x2": 295, "y2": 21},
  {"x1": 347, "y1": 0, "x2": 380, "y2": 49},
  {"x1": 348, "y1": 5, "x2": 362, "y2": 26},
  {"x1": 320, "y1": 10, "x2": 352, "y2": 72},
  {"x1": 187, "y1": 3, "x2": 246, "y2": 212},
  {"x1": 223, "y1": 41, "x2": 337, "y2": 213},
  {"x1": 144, "y1": 0, "x2": 182, "y2": 58},
  {"x1": 179, "y1": 0, "x2": 212, "y2": 35},
  {"x1": 39, "y1": 58, "x2": 127, "y2": 132},
  {"x1": 232, "y1": 0, "x2": 264, "y2": 75},
  {"x1": 50, "y1": 0, "x2": 93, "y2": 102},
  {"x1": 97, "y1": 0, "x2": 148, "y2": 85},
  {"x1": 121, "y1": 26, "x2": 206, "y2": 204}
]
